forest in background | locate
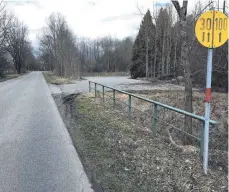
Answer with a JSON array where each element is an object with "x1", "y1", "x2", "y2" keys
[
  {"x1": 38, "y1": 0, "x2": 228, "y2": 90},
  {"x1": 130, "y1": 1, "x2": 228, "y2": 91},
  {"x1": 37, "y1": 0, "x2": 228, "y2": 146},
  {"x1": 0, "y1": 0, "x2": 227, "y2": 92},
  {"x1": 0, "y1": 1, "x2": 39, "y2": 78},
  {"x1": 38, "y1": 12, "x2": 133, "y2": 78}
]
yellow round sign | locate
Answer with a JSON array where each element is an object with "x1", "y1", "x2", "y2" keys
[{"x1": 195, "y1": 10, "x2": 229, "y2": 48}]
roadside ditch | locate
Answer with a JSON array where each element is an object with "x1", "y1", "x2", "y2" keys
[{"x1": 52, "y1": 90, "x2": 228, "y2": 192}]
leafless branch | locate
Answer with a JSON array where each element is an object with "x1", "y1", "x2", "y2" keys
[
  {"x1": 191, "y1": 1, "x2": 214, "y2": 22},
  {"x1": 136, "y1": 1, "x2": 145, "y2": 16},
  {"x1": 171, "y1": 1, "x2": 181, "y2": 17}
]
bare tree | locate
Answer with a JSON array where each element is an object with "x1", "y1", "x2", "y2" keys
[
  {"x1": 166, "y1": 5, "x2": 173, "y2": 75},
  {"x1": 100, "y1": 37, "x2": 113, "y2": 72},
  {"x1": 171, "y1": 0, "x2": 193, "y2": 145},
  {"x1": 77, "y1": 36, "x2": 132, "y2": 74},
  {"x1": 6, "y1": 18, "x2": 29, "y2": 74},
  {"x1": 39, "y1": 13, "x2": 80, "y2": 78},
  {"x1": 0, "y1": 1, "x2": 14, "y2": 77}
]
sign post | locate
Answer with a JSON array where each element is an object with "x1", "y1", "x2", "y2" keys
[
  {"x1": 195, "y1": 10, "x2": 228, "y2": 49},
  {"x1": 195, "y1": 10, "x2": 228, "y2": 174},
  {"x1": 203, "y1": 48, "x2": 213, "y2": 174}
]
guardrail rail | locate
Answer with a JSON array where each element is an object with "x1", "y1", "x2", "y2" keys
[{"x1": 88, "y1": 81, "x2": 218, "y2": 168}]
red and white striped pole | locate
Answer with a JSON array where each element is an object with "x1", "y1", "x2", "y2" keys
[{"x1": 203, "y1": 47, "x2": 213, "y2": 174}]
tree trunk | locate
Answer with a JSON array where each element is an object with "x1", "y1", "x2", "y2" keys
[
  {"x1": 107, "y1": 51, "x2": 110, "y2": 72},
  {"x1": 166, "y1": 6, "x2": 172, "y2": 76},
  {"x1": 161, "y1": 32, "x2": 166, "y2": 77},
  {"x1": 153, "y1": 6, "x2": 158, "y2": 79},
  {"x1": 17, "y1": 62, "x2": 21, "y2": 74},
  {"x1": 153, "y1": 31, "x2": 157, "y2": 78},
  {"x1": 173, "y1": 37, "x2": 177, "y2": 77},
  {"x1": 77, "y1": 59, "x2": 80, "y2": 78},
  {"x1": 166, "y1": 32, "x2": 171, "y2": 75},
  {"x1": 150, "y1": 46, "x2": 153, "y2": 78},
  {"x1": 182, "y1": 20, "x2": 193, "y2": 144},
  {"x1": 15, "y1": 60, "x2": 21, "y2": 74},
  {"x1": 146, "y1": 34, "x2": 149, "y2": 79},
  {"x1": 172, "y1": 0, "x2": 193, "y2": 145}
]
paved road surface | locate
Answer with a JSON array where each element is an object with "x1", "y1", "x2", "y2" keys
[
  {"x1": 0, "y1": 72, "x2": 93, "y2": 192},
  {"x1": 49, "y1": 76, "x2": 187, "y2": 95},
  {"x1": 49, "y1": 76, "x2": 151, "y2": 94}
]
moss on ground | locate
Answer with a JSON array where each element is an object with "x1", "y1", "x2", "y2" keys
[
  {"x1": 42, "y1": 71, "x2": 72, "y2": 84},
  {"x1": 69, "y1": 94, "x2": 227, "y2": 192}
]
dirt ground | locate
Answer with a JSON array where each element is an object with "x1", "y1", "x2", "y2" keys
[{"x1": 54, "y1": 91, "x2": 228, "y2": 192}]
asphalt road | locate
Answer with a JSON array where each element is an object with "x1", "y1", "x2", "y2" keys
[{"x1": 0, "y1": 72, "x2": 93, "y2": 192}]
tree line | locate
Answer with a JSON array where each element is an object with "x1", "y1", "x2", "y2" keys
[
  {"x1": 0, "y1": 0, "x2": 226, "y2": 146},
  {"x1": 37, "y1": 0, "x2": 228, "y2": 146},
  {"x1": 1, "y1": 0, "x2": 227, "y2": 94},
  {"x1": 39, "y1": 13, "x2": 80, "y2": 78},
  {"x1": 78, "y1": 36, "x2": 133, "y2": 73},
  {"x1": 0, "y1": 3, "x2": 134, "y2": 79},
  {"x1": 39, "y1": 13, "x2": 133, "y2": 78},
  {"x1": 131, "y1": 1, "x2": 228, "y2": 91},
  {"x1": 130, "y1": 0, "x2": 227, "y2": 145},
  {"x1": 0, "y1": 1, "x2": 38, "y2": 78}
]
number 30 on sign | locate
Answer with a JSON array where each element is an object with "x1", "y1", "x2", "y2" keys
[{"x1": 195, "y1": 10, "x2": 228, "y2": 48}]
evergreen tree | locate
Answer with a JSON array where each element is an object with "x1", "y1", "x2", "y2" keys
[
  {"x1": 130, "y1": 33, "x2": 145, "y2": 78},
  {"x1": 130, "y1": 10, "x2": 155, "y2": 79},
  {"x1": 156, "y1": 8, "x2": 170, "y2": 78}
]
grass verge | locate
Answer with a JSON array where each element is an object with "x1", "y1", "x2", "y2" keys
[
  {"x1": 111, "y1": 90, "x2": 228, "y2": 151},
  {"x1": 68, "y1": 93, "x2": 227, "y2": 192},
  {"x1": 82, "y1": 72, "x2": 129, "y2": 77},
  {"x1": 0, "y1": 73, "x2": 22, "y2": 82},
  {"x1": 42, "y1": 71, "x2": 72, "y2": 84}
]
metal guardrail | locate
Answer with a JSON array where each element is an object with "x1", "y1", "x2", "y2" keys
[{"x1": 88, "y1": 81, "x2": 218, "y2": 158}]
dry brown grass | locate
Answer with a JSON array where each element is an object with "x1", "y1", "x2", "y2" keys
[
  {"x1": 71, "y1": 94, "x2": 228, "y2": 192},
  {"x1": 82, "y1": 72, "x2": 129, "y2": 77},
  {"x1": 42, "y1": 71, "x2": 72, "y2": 85},
  {"x1": 6, "y1": 74, "x2": 21, "y2": 78},
  {"x1": 0, "y1": 73, "x2": 22, "y2": 82},
  {"x1": 96, "y1": 90, "x2": 228, "y2": 169}
]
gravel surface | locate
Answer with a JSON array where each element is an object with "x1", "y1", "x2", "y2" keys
[
  {"x1": 0, "y1": 72, "x2": 93, "y2": 192},
  {"x1": 49, "y1": 76, "x2": 192, "y2": 95}
]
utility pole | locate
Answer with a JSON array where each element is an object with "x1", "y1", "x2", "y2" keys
[{"x1": 223, "y1": 0, "x2": 226, "y2": 13}]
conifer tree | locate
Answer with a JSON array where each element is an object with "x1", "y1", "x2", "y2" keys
[{"x1": 130, "y1": 10, "x2": 155, "y2": 79}]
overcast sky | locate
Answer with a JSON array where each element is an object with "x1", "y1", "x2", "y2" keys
[{"x1": 5, "y1": 0, "x2": 226, "y2": 48}]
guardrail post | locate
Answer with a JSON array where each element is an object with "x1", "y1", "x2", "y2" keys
[
  {"x1": 128, "y1": 95, "x2": 131, "y2": 119},
  {"x1": 89, "y1": 81, "x2": 91, "y2": 92},
  {"x1": 152, "y1": 104, "x2": 158, "y2": 136},
  {"x1": 102, "y1": 86, "x2": 105, "y2": 102},
  {"x1": 95, "y1": 83, "x2": 97, "y2": 98},
  {"x1": 113, "y1": 89, "x2": 115, "y2": 107},
  {"x1": 200, "y1": 121, "x2": 205, "y2": 158}
]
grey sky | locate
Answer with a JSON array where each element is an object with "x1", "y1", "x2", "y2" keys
[{"x1": 5, "y1": 0, "x2": 227, "y2": 47}]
